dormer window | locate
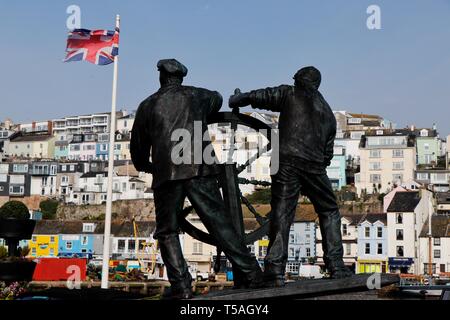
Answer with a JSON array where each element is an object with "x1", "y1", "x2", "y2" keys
[
  {"x1": 420, "y1": 129, "x2": 428, "y2": 137},
  {"x1": 83, "y1": 223, "x2": 95, "y2": 233}
]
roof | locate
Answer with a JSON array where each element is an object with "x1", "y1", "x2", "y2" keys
[
  {"x1": 80, "y1": 171, "x2": 108, "y2": 178},
  {"x1": 419, "y1": 215, "x2": 450, "y2": 238},
  {"x1": 348, "y1": 113, "x2": 382, "y2": 119},
  {"x1": 359, "y1": 213, "x2": 387, "y2": 224},
  {"x1": 10, "y1": 134, "x2": 53, "y2": 142},
  {"x1": 33, "y1": 220, "x2": 156, "y2": 237},
  {"x1": 387, "y1": 191, "x2": 421, "y2": 212}
]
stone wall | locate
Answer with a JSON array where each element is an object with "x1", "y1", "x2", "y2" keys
[
  {"x1": 56, "y1": 199, "x2": 156, "y2": 221},
  {"x1": 0, "y1": 195, "x2": 48, "y2": 211}
]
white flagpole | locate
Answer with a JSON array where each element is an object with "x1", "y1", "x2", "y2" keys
[{"x1": 101, "y1": 14, "x2": 120, "y2": 289}]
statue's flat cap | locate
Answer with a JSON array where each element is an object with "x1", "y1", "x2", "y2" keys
[{"x1": 157, "y1": 59, "x2": 188, "y2": 77}]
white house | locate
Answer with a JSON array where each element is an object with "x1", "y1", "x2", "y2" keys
[
  {"x1": 356, "y1": 213, "x2": 388, "y2": 274},
  {"x1": 418, "y1": 215, "x2": 450, "y2": 275},
  {"x1": 386, "y1": 189, "x2": 433, "y2": 274},
  {"x1": 316, "y1": 214, "x2": 360, "y2": 272}
]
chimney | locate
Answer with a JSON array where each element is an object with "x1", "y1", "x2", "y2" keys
[{"x1": 432, "y1": 123, "x2": 437, "y2": 131}]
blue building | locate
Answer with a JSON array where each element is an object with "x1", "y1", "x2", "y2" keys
[
  {"x1": 286, "y1": 208, "x2": 317, "y2": 275},
  {"x1": 96, "y1": 142, "x2": 109, "y2": 161},
  {"x1": 326, "y1": 145, "x2": 347, "y2": 190},
  {"x1": 58, "y1": 233, "x2": 94, "y2": 258},
  {"x1": 356, "y1": 213, "x2": 388, "y2": 274}
]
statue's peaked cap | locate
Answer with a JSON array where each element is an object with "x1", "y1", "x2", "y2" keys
[
  {"x1": 293, "y1": 66, "x2": 321, "y2": 90},
  {"x1": 157, "y1": 59, "x2": 188, "y2": 77}
]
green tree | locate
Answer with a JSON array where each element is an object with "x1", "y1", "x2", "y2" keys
[
  {"x1": 246, "y1": 188, "x2": 271, "y2": 204},
  {"x1": 0, "y1": 201, "x2": 30, "y2": 220},
  {"x1": 39, "y1": 199, "x2": 59, "y2": 220}
]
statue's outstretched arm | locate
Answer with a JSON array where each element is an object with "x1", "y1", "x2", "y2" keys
[{"x1": 228, "y1": 85, "x2": 289, "y2": 112}]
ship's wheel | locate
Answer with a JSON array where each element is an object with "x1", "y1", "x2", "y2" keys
[{"x1": 178, "y1": 109, "x2": 273, "y2": 268}]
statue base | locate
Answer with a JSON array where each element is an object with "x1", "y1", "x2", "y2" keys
[{"x1": 194, "y1": 273, "x2": 399, "y2": 300}]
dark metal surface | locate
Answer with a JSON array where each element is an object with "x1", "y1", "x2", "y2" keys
[{"x1": 194, "y1": 274, "x2": 400, "y2": 300}]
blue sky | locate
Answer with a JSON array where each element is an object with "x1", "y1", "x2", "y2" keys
[{"x1": 1, "y1": 1, "x2": 450, "y2": 136}]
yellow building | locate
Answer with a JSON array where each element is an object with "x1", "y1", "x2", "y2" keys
[
  {"x1": 28, "y1": 235, "x2": 59, "y2": 257},
  {"x1": 357, "y1": 259, "x2": 388, "y2": 274}
]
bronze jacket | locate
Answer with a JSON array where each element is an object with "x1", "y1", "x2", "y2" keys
[
  {"x1": 243, "y1": 85, "x2": 336, "y2": 174},
  {"x1": 130, "y1": 83, "x2": 222, "y2": 189}
]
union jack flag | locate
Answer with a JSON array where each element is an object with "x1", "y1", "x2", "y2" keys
[{"x1": 64, "y1": 28, "x2": 119, "y2": 65}]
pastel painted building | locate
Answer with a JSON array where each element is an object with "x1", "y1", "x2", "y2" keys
[
  {"x1": 414, "y1": 128, "x2": 439, "y2": 165},
  {"x1": 355, "y1": 130, "x2": 416, "y2": 195},
  {"x1": 356, "y1": 213, "x2": 388, "y2": 274},
  {"x1": 54, "y1": 140, "x2": 69, "y2": 160},
  {"x1": 326, "y1": 145, "x2": 347, "y2": 190},
  {"x1": 4, "y1": 132, "x2": 56, "y2": 159},
  {"x1": 28, "y1": 234, "x2": 59, "y2": 258},
  {"x1": 67, "y1": 134, "x2": 97, "y2": 161},
  {"x1": 286, "y1": 217, "x2": 317, "y2": 275}
]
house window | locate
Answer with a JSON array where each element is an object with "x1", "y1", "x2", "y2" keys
[
  {"x1": 128, "y1": 240, "x2": 136, "y2": 252},
  {"x1": 396, "y1": 246, "x2": 404, "y2": 257},
  {"x1": 434, "y1": 238, "x2": 441, "y2": 246},
  {"x1": 365, "y1": 227, "x2": 370, "y2": 238},
  {"x1": 377, "y1": 227, "x2": 383, "y2": 238},
  {"x1": 66, "y1": 241, "x2": 73, "y2": 250},
  {"x1": 193, "y1": 242, "x2": 203, "y2": 255},
  {"x1": 369, "y1": 162, "x2": 381, "y2": 170},
  {"x1": 130, "y1": 183, "x2": 136, "y2": 190},
  {"x1": 377, "y1": 243, "x2": 383, "y2": 255},
  {"x1": 289, "y1": 247, "x2": 295, "y2": 257},
  {"x1": 396, "y1": 229, "x2": 404, "y2": 241},
  {"x1": 370, "y1": 174, "x2": 381, "y2": 183},
  {"x1": 396, "y1": 213, "x2": 403, "y2": 224},
  {"x1": 289, "y1": 234, "x2": 295, "y2": 243},
  {"x1": 306, "y1": 248, "x2": 311, "y2": 257},
  {"x1": 83, "y1": 223, "x2": 95, "y2": 233},
  {"x1": 369, "y1": 150, "x2": 381, "y2": 158},
  {"x1": 342, "y1": 224, "x2": 348, "y2": 236},
  {"x1": 365, "y1": 243, "x2": 370, "y2": 254},
  {"x1": 32, "y1": 236, "x2": 36, "y2": 243},
  {"x1": 393, "y1": 162, "x2": 404, "y2": 170},
  {"x1": 81, "y1": 236, "x2": 88, "y2": 246},
  {"x1": 392, "y1": 149, "x2": 404, "y2": 158},
  {"x1": 424, "y1": 263, "x2": 436, "y2": 275},
  {"x1": 392, "y1": 174, "x2": 403, "y2": 183},
  {"x1": 49, "y1": 248, "x2": 54, "y2": 256},
  {"x1": 434, "y1": 250, "x2": 441, "y2": 259},
  {"x1": 31, "y1": 248, "x2": 36, "y2": 256},
  {"x1": 345, "y1": 244, "x2": 351, "y2": 256},
  {"x1": 50, "y1": 236, "x2": 55, "y2": 243},
  {"x1": 118, "y1": 239, "x2": 126, "y2": 253}
]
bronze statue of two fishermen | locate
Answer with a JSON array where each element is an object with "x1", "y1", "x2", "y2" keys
[{"x1": 130, "y1": 59, "x2": 351, "y2": 300}]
